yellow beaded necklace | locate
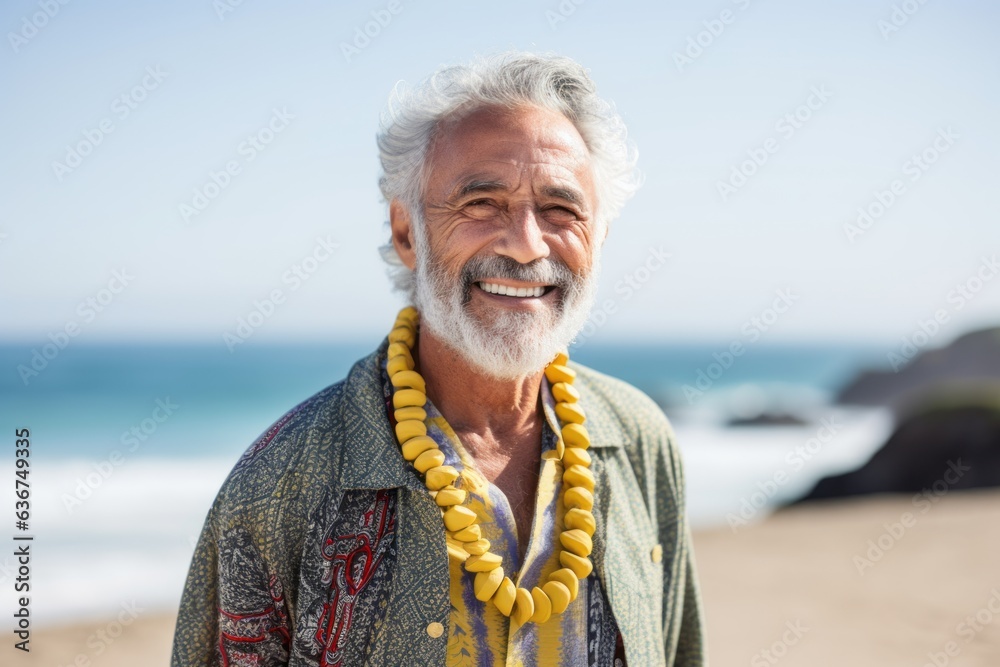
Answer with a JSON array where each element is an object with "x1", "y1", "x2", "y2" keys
[{"x1": 386, "y1": 305, "x2": 596, "y2": 625}]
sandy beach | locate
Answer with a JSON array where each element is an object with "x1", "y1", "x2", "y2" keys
[
  {"x1": 20, "y1": 488, "x2": 1000, "y2": 666},
  {"x1": 696, "y1": 488, "x2": 1000, "y2": 666}
]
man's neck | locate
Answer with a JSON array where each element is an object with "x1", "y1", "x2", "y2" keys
[{"x1": 414, "y1": 327, "x2": 544, "y2": 444}]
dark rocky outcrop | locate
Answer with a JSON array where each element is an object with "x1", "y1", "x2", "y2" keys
[
  {"x1": 796, "y1": 401, "x2": 1000, "y2": 502},
  {"x1": 794, "y1": 326, "x2": 1000, "y2": 503},
  {"x1": 725, "y1": 413, "x2": 808, "y2": 427},
  {"x1": 836, "y1": 328, "x2": 1000, "y2": 413}
]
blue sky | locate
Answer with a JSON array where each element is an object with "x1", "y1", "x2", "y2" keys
[{"x1": 2, "y1": 0, "x2": 999, "y2": 346}]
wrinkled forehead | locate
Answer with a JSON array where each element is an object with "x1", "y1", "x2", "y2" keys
[{"x1": 424, "y1": 104, "x2": 595, "y2": 199}]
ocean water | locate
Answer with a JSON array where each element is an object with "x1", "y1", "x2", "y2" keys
[{"x1": 0, "y1": 340, "x2": 894, "y2": 625}]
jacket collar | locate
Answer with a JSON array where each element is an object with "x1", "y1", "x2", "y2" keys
[
  {"x1": 338, "y1": 336, "x2": 422, "y2": 491},
  {"x1": 337, "y1": 336, "x2": 624, "y2": 491}
]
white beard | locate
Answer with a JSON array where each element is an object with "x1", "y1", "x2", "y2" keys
[{"x1": 411, "y1": 214, "x2": 601, "y2": 379}]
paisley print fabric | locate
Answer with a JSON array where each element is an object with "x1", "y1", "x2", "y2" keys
[{"x1": 171, "y1": 336, "x2": 706, "y2": 666}]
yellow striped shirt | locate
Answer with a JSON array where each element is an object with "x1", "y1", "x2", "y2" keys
[{"x1": 422, "y1": 374, "x2": 607, "y2": 666}]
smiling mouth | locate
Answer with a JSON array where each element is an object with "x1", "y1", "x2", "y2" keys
[{"x1": 476, "y1": 281, "x2": 555, "y2": 298}]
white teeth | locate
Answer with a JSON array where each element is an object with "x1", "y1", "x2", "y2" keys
[{"x1": 478, "y1": 282, "x2": 546, "y2": 298}]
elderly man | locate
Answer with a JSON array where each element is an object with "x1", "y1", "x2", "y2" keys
[{"x1": 172, "y1": 51, "x2": 705, "y2": 666}]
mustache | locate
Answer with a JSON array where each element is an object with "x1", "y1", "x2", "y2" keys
[{"x1": 458, "y1": 255, "x2": 583, "y2": 306}]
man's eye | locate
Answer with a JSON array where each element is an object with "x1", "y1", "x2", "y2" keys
[{"x1": 545, "y1": 206, "x2": 577, "y2": 219}]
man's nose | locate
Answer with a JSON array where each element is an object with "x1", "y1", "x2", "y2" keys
[{"x1": 495, "y1": 206, "x2": 549, "y2": 265}]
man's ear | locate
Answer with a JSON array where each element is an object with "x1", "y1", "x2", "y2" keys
[{"x1": 389, "y1": 199, "x2": 417, "y2": 270}]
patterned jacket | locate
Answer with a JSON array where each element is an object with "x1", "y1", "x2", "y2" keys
[{"x1": 171, "y1": 336, "x2": 707, "y2": 666}]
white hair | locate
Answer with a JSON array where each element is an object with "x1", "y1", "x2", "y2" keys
[{"x1": 376, "y1": 50, "x2": 642, "y2": 299}]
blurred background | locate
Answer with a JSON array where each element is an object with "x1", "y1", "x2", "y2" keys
[{"x1": 2, "y1": 0, "x2": 999, "y2": 664}]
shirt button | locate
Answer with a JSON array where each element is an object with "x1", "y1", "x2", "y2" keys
[
  {"x1": 651, "y1": 544, "x2": 663, "y2": 563},
  {"x1": 426, "y1": 622, "x2": 444, "y2": 638}
]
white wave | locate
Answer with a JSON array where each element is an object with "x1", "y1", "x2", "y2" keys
[
  {"x1": 0, "y1": 408, "x2": 894, "y2": 625},
  {"x1": 675, "y1": 406, "x2": 894, "y2": 529}
]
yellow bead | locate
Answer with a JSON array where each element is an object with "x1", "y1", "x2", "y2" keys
[
  {"x1": 559, "y1": 551, "x2": 593, "y2": 578},
  {"x1": 564, "y1": 486, "x2": 594, "y2": 511},
  {"x1": 394, "y1": 406, "x2": 426, "y2": 423},
  {"x1": 413, "y1": 448, "x2": 445, "y2": 473},
  {"x1": 401, "y1": 436, "x2": 436, "y2": 461},
  {"x1": 530, "y1": 587, "x2": 552, "y2": 624},
  {"x1": 450, "y1": 523, "x2": 481, "y2": 541},
  {"x1": 559, "y1": 529, "x2": 593, "y2": 557},
  {"x1": 562, "y1": 423, "x2": 590, "y2": 449},
  {"x1": 549, "y1": 568, "x2": 579, "y2": 602},
  {"x1": 542, "y1": 580, "x2": 571, "y2": 614},
  {"x1": 545, "y1": 364, "x2": 576, "y2": 384},
  {"x1": 397, "y1": 305, "x2": 419, "y2": 322},
  {"x1": 555, "y1": 402, "x2": 586, "y2": 424},
  {"x1": 393, "y1": 321, "x2": 416, "y2": 337},
  {"x1": 387, "y1": 354, "x2": 413, "y2": 376},
  {"x1": 434, "y1": 487, "x2": 467, "y2": 507},
  {"x1": 493, "y1": 577, "x2": 516, "y2": 616},
  {"x1": 564, "y1": 508, "x2": 596, "y2": 536},
  {"x1": 388, "y1": 326, "x2": 415, "y2": 347},
  {"x1": 551, "y1": 382, "x2": 580, "y2": 403},
  {"x1": 474, "y1": 567, "x2": 504, "y2": 601},
  {"x1": 393, "y1": 315, "x2": 415, "y2": 329},
  {"x1": 512, "y1": 587, "x2": 534, "y2": 625},
  {"x1": 563, "y1": 464, "x2": 594, "y2": 492},
  {"x1": 562, "y1": 447, "x2": 591, "y2": 468},
  {"x1": 395, "y1": 419, "x2": 427, "y2": 443},
  {"x1": 425, "y1": 465, "x2": 459, "y2": 490},
  {"x1": 551, "y1": 350, "x2": 569, "y2": 366},
  {"x1": 465, "y1": 539, "x2": 490, "y2": 556},
  {"x1": 443, "y1": 505, "x2": 477, "y2": 532},
  {"x1": 387, "y1": 341, "x2": 412, "y2": 361},
  {"x1": 393, "y1": 388, "x2": 426, "y2": 409},
  {"x1": 465, "y1": 551, "x2": 502, "y2": 572},
  {"x1": 391, "y1": 370, "x2": 426, "y2": 393}
]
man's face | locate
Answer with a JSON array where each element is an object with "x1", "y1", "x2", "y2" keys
[{"x1": 405, "y1": 103, "x2": 603, "y2": 378}]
